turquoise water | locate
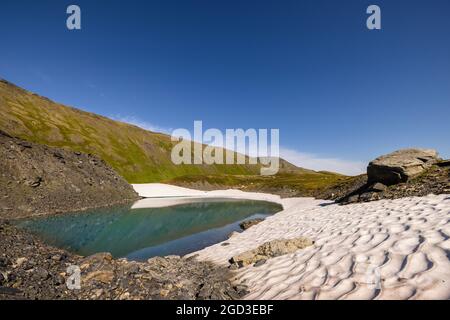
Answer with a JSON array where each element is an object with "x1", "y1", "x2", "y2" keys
[{"x1": 16, "y1": 199, "x2": 282, "y2": 261}]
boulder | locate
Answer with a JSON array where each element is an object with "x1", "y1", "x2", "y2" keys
[
  {"x1": 368, "y1": 182, "x2": 387, "y2": 192},
  {"x1": 367, "y1": 149, "x2": 440, "y2": 185},
  {"x1": 437, "y1": 160, "x2": 450, "y2": 167},
  {"x1": 253, "y1": 259, "x2": 267, "y2": 267},
  {"x1": 345, "y1": 194, "x2": 360, "y2": 204},
  {"x1": 84, "y1": 270, "x2": 114, "y2": 284},
  {"x1": 82, "y1": 252, "x2": 113, "y2": 264},
  {"x1": 229, "y1": 237, "x2": 313, "y2": 268},
  {"x1": 239, "y1": 218, "x2": 264, "y2": 230}
]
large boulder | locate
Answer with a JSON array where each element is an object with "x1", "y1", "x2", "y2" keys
[
  {"x1": 367, "y1": 149, "x2": 440, "y2": 185},
  {"x1": 229, "y1": 237, "x2": 313, "y2": 268}
]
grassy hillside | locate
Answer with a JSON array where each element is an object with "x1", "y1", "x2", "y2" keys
[
  {"x1": 0, "y1": 79, "x2": 265, "y2": 182},
  {"x1": 0, "y1": 79, "x2": 348, "y2": 193},
  {"x1": 166, "y1": 172, "x2": 349, "y2": 197}
]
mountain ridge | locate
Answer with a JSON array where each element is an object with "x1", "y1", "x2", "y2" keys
[{"x1": 0, "y1": 78, "x2": 347, "y2": 193}]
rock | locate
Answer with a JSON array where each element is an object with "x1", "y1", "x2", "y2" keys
[
  {"x1": 239, "y1": 218, "x2": 265, "y2": 230},
  {"x1": 52, "y1": 274, "x2": 65, "y2": 286},
  {"x1": 92, "y1": 288, "x2": 103, "y2": 299},
  {"x1": 0, "y1": 257, "x2": 10, "y2": 268},
  {"x1": 124, "y1": 262, "x2": 140, "y2": 274},
  {"x1": 0, "y1": 129, "x2": 13, "y2": 138},
  {"x1": 119, "y1": 292, "x2": 130, "y2": 300},
  {"x1": 84, "y1": 270, "x2": 114, "y2": 284},
  {"x1": 344, "y1": 194, "x2": 359, "y2": 204},
  {"x1": 253, "y1": 259, "x2": 267, "y2": 267},
  {"x1": 367, "y1": 149, "x2": 440, "y2": 185},
  {"x1": 35, "y1": 268, "x2": 50, "y2": 280},
  {"x1": 221, "y1": 242, "x2": 230, "y2": 246},
  {"x1": 437, "y1": 160, "x2": 450, "y2": 167},
  {"x1": 53, "y1": 152, "x2": 64, "y2": 159},
  {"x1": 14, "y1": 257, "x2": 27, "y2": 268},
  {"x1": 164, "y1": 255, "x2": 181, "y2": 260},
  {"x1": 228, "y1": 231, "x2": 240, "y2": 239},
  {"x1": 28, "y1": 177, "x2": 43, "y2": 188},
  {"x1": 338, "y1": 158, "x2": 449, "y2": 205},
  {"x1": 0, "y1": 286, "x2": 22, "y2": 297},
  {"x1": 50, "y1": 254, "x2": 63, "y2": 262},
  {"x1": 228, "y1": 264, "x2": 239, "y2": 270},
  {"x1": 147, "y1": 256, "x2": 170, "y2": 268},
  {"x1": 159, "y1": 288, "x2": 170, "y2": 297},
  {"x1": 230, "y1": 237, "x2": 313, "y2": 268},
  {"x1": 17, "y1": 141, "x2": 32, "y2": 149},
  {"x1": 359, "y1": 192, "x2": 376, "y2": 202},
  {"x1": 82, "y1": 252, "x2": 113, "y2": 264},
  {"x1": 369, "y1": 182, "x2": 387, "y2": 192},
  {"x1": 183, "y1": 254, "x2": 199, "y2": 261}
]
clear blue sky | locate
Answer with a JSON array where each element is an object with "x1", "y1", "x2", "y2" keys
[{"x1": 1, "y1": 0, "x2": 449, "y2": 174}]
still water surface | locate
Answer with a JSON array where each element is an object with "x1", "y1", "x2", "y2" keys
[{"x1": 17, "y1": 198, "x2": 282, "y2": 261}]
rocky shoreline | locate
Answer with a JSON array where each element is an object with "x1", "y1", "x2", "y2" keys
[
  {"x1": 0, "y1": 220, "x2": 247, "y2": 300},
  {"x1": 0, "y1": 132, "x2": 247, "y2": 300}
]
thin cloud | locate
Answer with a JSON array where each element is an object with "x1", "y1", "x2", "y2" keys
[
  {"x1": 31, "y1": 69, "x2": 52, "y2": 83},
  {"x1": 111, "y1": 115, "x2": 172, "y2": 134},
  {"x1": 280, "y1": 147, "x2": 366, "y2": 176}
]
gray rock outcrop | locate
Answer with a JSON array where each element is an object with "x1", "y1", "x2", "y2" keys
[
  {"x1": 229, "y1": 237, "x2": 313, "y2": 268},
  {"x1": 367, "y1": 148, "x2": 440, "y2": 185},
  {"x1": 0, "y1": 130, "x2": 139, "y2": 219},
  {"x1": 239, "y1": 218, "x2": 265, "y2": 230}
]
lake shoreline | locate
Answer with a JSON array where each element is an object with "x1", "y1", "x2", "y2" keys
[
  {"x1": 2, "y1": 182, "x2": 449, "y2": 300},
  {"x1": 16, "y1": 197, "x2": 282, "y2": 261},
  {"x1": 0, "y1": 219, "x2": 248, "y2": 300},
  {"x1": 0, "y1": 185, "x2": 288, "y2": 300}
]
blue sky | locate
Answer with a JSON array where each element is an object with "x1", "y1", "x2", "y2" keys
[{"x1": 1, "y1": 0, "x2": 449, "y2": 174}]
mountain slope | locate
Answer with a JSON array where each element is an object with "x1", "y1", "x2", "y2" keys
[
  {"x1": 0, "y1": 79, "x2": 346, "y2": 191},
  {"x1": 0, "y1": 130, "x2": 138, "y2": 219},
  {"x1": 0, "y1": 79, "x2": 266, "y2": 182}
]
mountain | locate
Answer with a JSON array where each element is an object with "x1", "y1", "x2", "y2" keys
[
  {"x1": 0, "y1": 78, "x2": 349, "y2": 194},
  {"x1": 0, "y1": 79, "x2": 266, "y2": 182}
]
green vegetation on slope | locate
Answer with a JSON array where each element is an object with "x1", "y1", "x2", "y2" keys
[
  {"x1": 166, "y1": 172, "x2": 350, "y2": 197},
  {"x1": 0, "y1": 79, "x2": 263, "y2": 182},
  {"x1": 0, "y1": 79, "x2": 348, "y2": 194}
]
